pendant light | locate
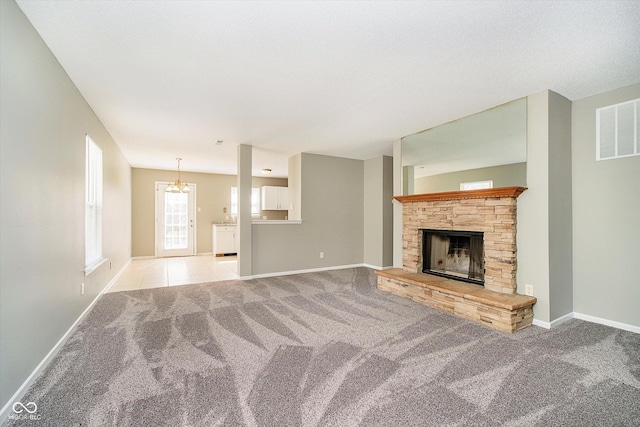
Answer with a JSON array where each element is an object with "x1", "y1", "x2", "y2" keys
[{"x1": 166, "y1": 158, "x2": 191, "y2": 193}]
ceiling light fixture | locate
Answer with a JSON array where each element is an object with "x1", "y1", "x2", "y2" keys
[
  {"x1": 261, "y1": 168, "x2": 272, "y2": 175},
  {"x1": 166, "y1": 158, "x2": 191, "y2": 193}
]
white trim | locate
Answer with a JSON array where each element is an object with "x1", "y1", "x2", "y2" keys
[
  {"x1": 155, "y1": 181, "x2": 197, "y2": 258},
  {"x1": 550, "y1": 312, "x2": 575, "y2": 328},
  {"x1": 132, "y1": 254, "x2": 216, "y2": 260},
  {"x1": 573, "y1": 312, "x2": 640, "y2": 334},
  {"x1": 532, "y1": 319, "x2": 551, "y2": 329},
  {"x1": 533, "y1": 312, "x2": 575, "y2": 330},
  {"x1": 252, "y1": 220, "x2": 303, "y2": 225},
  {"x1": 241, "y1": 263, "x2": 367, "y2": 280},
  {"x1": 85, "y1": 135, "x2": 103, "y2": 268},
  {"x1": 460, "y1": 180, "x2": 493, "y2": 191},
  {"x1": 596, "y1": 98, "x2": 640, "y2": 161},
  {"x1": 533, "y1": 312, "x2": 640, "y2": 334},
  {"x1": 84, "y1": 257, "x2": 108, "y2": 276},
  {"x1": 362, "y1": 264, "x2": 394, "y2": 271},
  {"x1": 102, "y1": 258, "x2": 131, "y2": 293},
  {"x1": 0, "y1": 258, "x2": 131, "y2": 423},
  {"x1": 596, "y1": 152, "x2": 640, "y2": 162}
]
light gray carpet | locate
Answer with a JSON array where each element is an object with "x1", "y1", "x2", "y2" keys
[{"x1": 4, "y1": 267, "x2": 640, "y2": 426}]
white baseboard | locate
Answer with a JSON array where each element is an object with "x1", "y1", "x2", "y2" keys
[
  {"x1": 0, "y1": 258, "x2": 131, "y2": 422},
  {"x1": 532, "y1": 319, "x2": 552, "y2": 329},
  {"x1": 242, "y1": 263, "x2": 369, "y2": 280},
  {"x1": 573, "y1": 312, "x2": 640, "y2": 334},
  {"x1": 102, "y1": 258, "x2": 131, "y2": 293},
  {"x1": 533, "y1": 311, "x2": 639, "y2": 334},
  {"x1": 133, "y1": 254, "x2": 215, "y2": 259},
  {"x1": 362, "y1": 264, "x2": 394, "y2": 271}
]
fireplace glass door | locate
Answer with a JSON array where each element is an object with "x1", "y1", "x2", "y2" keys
[{"x1": 423, "y1": 230, "x2": 484, "y2": 285}]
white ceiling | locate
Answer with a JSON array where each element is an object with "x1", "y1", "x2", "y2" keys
[{"x1": 16, "y1": 1, "x2": 640, "y2": 178}]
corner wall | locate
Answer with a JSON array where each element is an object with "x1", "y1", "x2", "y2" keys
[
  {"x1": 572, "y1": 83, "x2": 640, "y2": 328},
  {"x1": 364, "y1": 156, "x2": 393, "y2": 268},
  {"x1": 0, "y1": 0, "x2": 131, "y2": 410},
  {"x1": 548, "y1": 91, "x2": 573, "y2": 320},
  {"x1": 517, "y1": 90, "x2": 573, "y2": 324}
]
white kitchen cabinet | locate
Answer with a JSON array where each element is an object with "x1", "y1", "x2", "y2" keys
[
  {"x1": 213, "y1": 224, "x2": 237, "y2": 256},
  {"x1": 261, "y1": 186, "x2": 289, "y2": 210}
]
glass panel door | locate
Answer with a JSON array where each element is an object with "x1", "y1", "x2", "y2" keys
[{"x1": 156, "y1": 182, "x2": 196, "y2": 257}]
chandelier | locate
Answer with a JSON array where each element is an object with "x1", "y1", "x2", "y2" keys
[{"x1": 166, "y1": 158, "x2": 191, "y2": 193}]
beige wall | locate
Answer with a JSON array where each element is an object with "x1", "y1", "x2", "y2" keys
[
  {"x1": 1, "y1": 0, "x2": 131, "y2": 410},
  {"x1": 414, "y1": 162, "x2": 526, "y2": 193},
  {"x1": 131, "y1": 168, "x2": 287, "y2": 257}
]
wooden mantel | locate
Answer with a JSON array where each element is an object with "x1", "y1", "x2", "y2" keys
[{"x1": 393, "y1": 186, "x2": 527, "y2": 203}]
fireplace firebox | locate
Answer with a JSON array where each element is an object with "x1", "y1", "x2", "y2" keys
[{"x1": 422, "y1": 229, "x2": 484, "y2": 285}]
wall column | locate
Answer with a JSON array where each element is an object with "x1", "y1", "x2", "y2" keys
[
  {"x1": 517, "y1": 90, "x2": 572, "y2": 326},
  {"x1": 393, "y1": 139, "x2": 404, "y2": 267},
  {"x1": 237, "y1": 144, "x2": 252, "y2": 278}
]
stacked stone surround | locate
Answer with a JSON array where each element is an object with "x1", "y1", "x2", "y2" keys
[
  {"x1": 400, "y1": 188, "x2": 523, "y2": 294},
  {"x1": 376, "y1": 187, "x2": 536, "y2": 332}
]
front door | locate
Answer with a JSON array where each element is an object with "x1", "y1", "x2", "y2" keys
[{"x1": 156, "y1": 182, "x2": 196, "y2": 257}]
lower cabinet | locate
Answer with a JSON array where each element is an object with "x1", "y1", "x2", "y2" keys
[{"x1": 213, "y1": 224, "x2": 237, "y2": 256}]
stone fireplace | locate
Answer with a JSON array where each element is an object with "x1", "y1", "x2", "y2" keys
[
  {"x1": 401, "y1": 186, "x2": 524, "y2": 294},
  {"x1": 376, "y1": 186, "x2": 537, "y2": 332}
]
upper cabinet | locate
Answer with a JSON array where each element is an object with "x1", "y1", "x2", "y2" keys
[{"x1": 261, "y1": 186, "x2": 289, "y2": 210}]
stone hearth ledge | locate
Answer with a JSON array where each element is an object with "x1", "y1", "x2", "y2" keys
[{"x1": 376, "y1": 268, "x2": 537, "y2": 333}]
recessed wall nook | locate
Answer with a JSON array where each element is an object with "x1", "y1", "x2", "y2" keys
[{"x1": 376, "y1": 186, "x2": 537, "y2": 333}]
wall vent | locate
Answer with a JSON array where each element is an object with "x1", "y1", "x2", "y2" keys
[{"x1": 596, "y1": 98, "x2": 639, "y2": 161}]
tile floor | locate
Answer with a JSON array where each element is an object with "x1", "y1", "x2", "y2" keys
[{"x1": 108, "y1": 255, "x2": 239, "y2": 293}]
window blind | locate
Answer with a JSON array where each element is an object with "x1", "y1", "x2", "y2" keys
[{"x1": 85, "y1": 135, "x2": 103, "y2": 268}]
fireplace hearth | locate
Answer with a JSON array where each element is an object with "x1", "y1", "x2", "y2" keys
[{"x1": 422, "y1": 229, "x2": 484, "y2": 285}]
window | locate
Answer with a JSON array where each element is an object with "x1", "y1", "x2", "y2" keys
[
  {"x1": 85, "y1": 135, "x2": 103, "y2": 270},
  {"x1": 231, "y1": 187, "x2": 260, "y2": 217},
  {"x1": 460, "y1": 180, "x2": 493, "y2": 190},
  {"x1": 596, "y1": 98, "x2": 639, "y2": 160}
]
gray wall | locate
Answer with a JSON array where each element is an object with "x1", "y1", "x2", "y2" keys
[
  {"x1": 548, "y1": 91, "x2": 574, "y2": 320},
  {"x1": 252, "y1": 153, "x2": 364, "y2": 275},
  {"x1": 131, "y1": 168, "x2": 287, "y2": 257},
  {"x1": 414, "y1": 162, "x2": 526, "y2": 194},
  {"x1": 364, "y1": 156, "x2": 394, "y2": 268},
  {"x1": 572, "y1": 83, "x2": 640, "y2": 327},
  {"x1": 0, "y1": 0, "x2": 131, "y2": 410},
  {"x1": 393, "y1": 140, "x2": 404, "y2": 267},
  {"x1": 517, "y1": 90, "x2": 573, "y2": 324}
]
